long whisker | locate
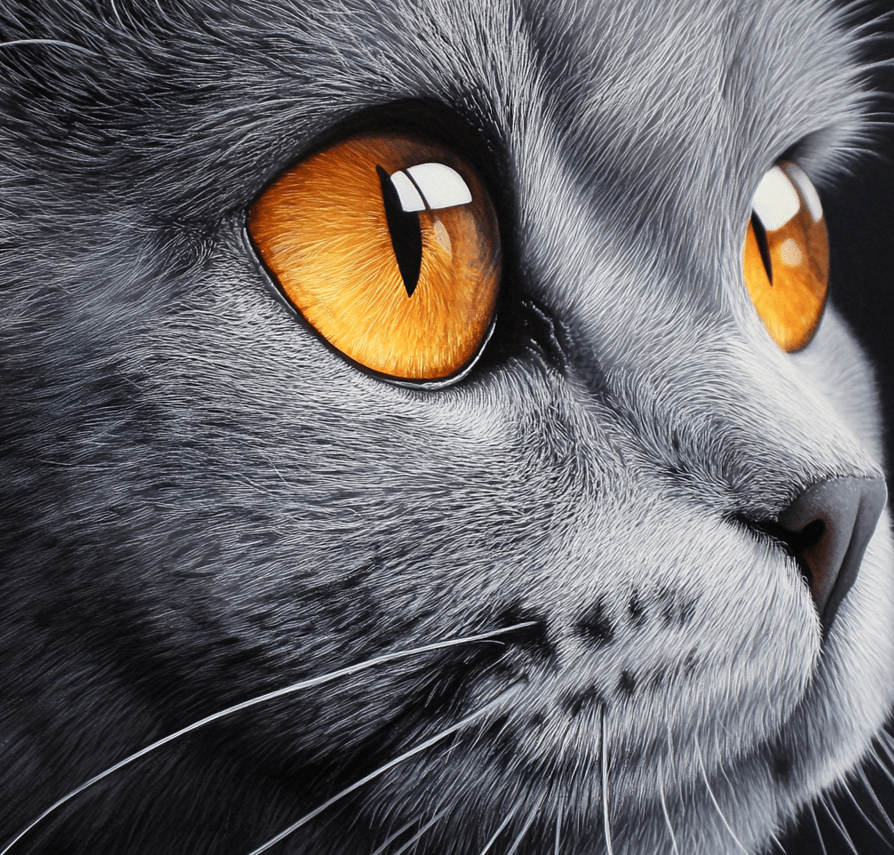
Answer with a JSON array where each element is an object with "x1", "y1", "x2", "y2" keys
[
  {"x1": 0, "y1": 624, "x2": 533, "y2": 855},
  {"x1": 504, "y1": 793, "x2": 545, "y2": 855},
  {"x1": 382, "y1": 808, "x2": 450, "y2": 855},
  {"x1": 875, "y1": 733, "x2": 894, "y2": 778},
  {"x1": 554, "y1": 796, "x2": 563, "y2": 855},
  {"x1": 867, "y1": 743, "x2": 892, "y2": 780},
  {"x1": 838, "y1": 776, "x2": 888, "y2": 844},
  {"x1": 370, "y1": 817, "x2": 422, "y2": 855},
  {"x1": 246, "y1": 684, "x2": 524, "y2": 855},
  {"x1": 766, "y1": 829, "x2": 784, "y2": 853},
  {"x1": 694, "y1": 739, "x2": 749, "y2": 855},
  {"x1": 821, "y1": 798, "x2": 860, "y2": 855},
  {"x1": 657, "y1": 758, "x2": 680, "y2": 855},
  {"x1": 0, "y1": 38, "x2": 99, "y2": 55},
  {"x1": 857, "y1": 767, "x2": 894, "y2": 839},
  {"x1": 601, "y1": 706, "x2": 614, "y2": 855},
  {"x1": 809, "y1": 803, "x2": 829, "y2": 855},
  {"x1": 478, "y1": 797, "x2": 524, "y2": 855},
  {"x1": 664, "y1": 721, "x2": 681, "y2": 799}
]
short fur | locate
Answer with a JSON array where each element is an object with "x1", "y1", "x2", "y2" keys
[{"x1": 1, "y1": 1, "x2": 893, "y2": 853}]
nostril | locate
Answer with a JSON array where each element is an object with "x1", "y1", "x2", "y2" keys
[
  {"x1": 781, "y1": 518, "x2": 826, "y2": 559},
  {"x1": 772, "y1": 518, "x2": 825, "y2": 593},
  {"x1": 776, "y1": 477, "x2": 887, "y2": 631}
]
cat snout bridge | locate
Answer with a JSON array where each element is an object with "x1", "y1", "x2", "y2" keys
[{"x1": 774, "y1": 477, "x2": 887, "y2": 631}]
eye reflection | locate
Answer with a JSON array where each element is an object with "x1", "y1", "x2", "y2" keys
[
  {"x1": 248, "y1": 133, "x2": 501, "y2": 381},
  {"x1": 387, "y1": 162, "x2": 473, "y2": 212},
  {"x1": 378, "y1": 162, "x2": 472, "y2": 296},
  {"x1": 433, "y1": 218, "x2": 452, "y2": 254},
  {"x1": 742, "y1": 161, "x2": 828, "y2": 352}
]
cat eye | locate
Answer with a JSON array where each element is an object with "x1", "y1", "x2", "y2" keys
[
  {"x1": 247, "y1": 133, "x2": 501, "y2": 383},
  {"x1": 742, "y1": 161, "x2": 829, "y2": 352}
]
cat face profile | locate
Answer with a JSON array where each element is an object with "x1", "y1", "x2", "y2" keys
[{"x1": 1, "y1": 1, "x2": 893, "y2": 854}]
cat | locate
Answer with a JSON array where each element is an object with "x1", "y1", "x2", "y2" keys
[{"x1": 1, "y1": 0, "x2": 894, "y2": 853}]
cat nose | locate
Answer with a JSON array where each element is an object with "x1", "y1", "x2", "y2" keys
[{"x1": 777, "y1": 477, "x2": 887, "y2": 631}]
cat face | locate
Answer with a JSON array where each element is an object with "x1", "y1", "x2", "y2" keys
[{"x1": 1, "y1": 1, "x2": 892, "y2": 854}]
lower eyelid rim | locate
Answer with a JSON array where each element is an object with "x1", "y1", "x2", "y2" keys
[
  {"x1": 242, "y1": 224, "x2": 498, "y2": 390},
  {"x1": 244, "y1": 223, "x2": 305, "y2": 317},
  {"x1": 379, "y1": 318, "x2": 498, "y2": 390}
]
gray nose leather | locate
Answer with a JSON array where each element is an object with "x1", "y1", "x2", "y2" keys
[{"x1": 777, "y1": 477, "x2": 887, "y2": 631}]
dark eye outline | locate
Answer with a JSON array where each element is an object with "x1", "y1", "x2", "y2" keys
[
  {"x1": 244, "y1": 222, "x2": 499, "y2": 392},
  {"x1": 742, "y1": 157, "x2": 829, "y2": 353},
  {"x1": 243, "y1": 102, "x2": 511, "y2": 391}
]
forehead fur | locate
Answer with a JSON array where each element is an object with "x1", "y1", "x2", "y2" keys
[{"x1": 0, "y1": 0, "x2": 871, "y2": 214}]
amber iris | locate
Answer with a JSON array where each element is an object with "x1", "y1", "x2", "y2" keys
[
  {"x1": 248, "y1": 133, "x2": 501, "y2": 381},
  {"x1": 743, "y1": 161, "x2": 829, "y2": 352}
]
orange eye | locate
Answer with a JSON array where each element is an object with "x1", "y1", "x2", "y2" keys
[
  {"x1": 742, "y1": 161, "x2": 829, "y2": 352},
  {"x1": 248, "y1": 133, "x2": 501, "y2": 382}
]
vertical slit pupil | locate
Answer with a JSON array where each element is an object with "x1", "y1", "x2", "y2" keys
[
  {"x1": 376, "y1": 165, "x2": 423, "y2": 297},
  {"x1": 751, "y1": 212, "x2": 773, "y2": 285}
]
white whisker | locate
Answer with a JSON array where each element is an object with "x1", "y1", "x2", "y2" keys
[
  {"x1": 504, "y1": 793, "x2": 545, "y2": 855},
  {"x1": 877, "y1": 730, "x2": 894, "y2": 756},
  {"x1": 664, "y1": 721, "x2": 680, "y2": 794},
  {"x1": 478, "y1": 798, "x2": 524, "y2": 855},
  {"x1": 246, "y1": 685, "x2": 523, "y2": 855},
  {"x1": 809, "y1": 803, "x2": 829, "y2": 855},
  {"x1": 848, "y1": 8, "x2": 894, "y2": 36},
  {"x1": 370, "y1": 817, "x2": 421, "y2": 855},
  {"x1": 875, "y1": 735, "x2": 894, "y2": 776},
  {"x1": 382, "y1": 808, "x2": 450, "y2": 855},
  {"x1": 857, "y1": 767, "x2": 894, "y2": 839},
  {"x1": 766, "y1": 827, "x2": 786, "y2": 853},
  {"x1": 694, "y1": 740, "x2": 749, "y2": 855},
  {"x1": 601, "y1": 706, "x2": 615, "y2": 855},
  {"x1": 554, "y1": 797, "x2": 563, "y2": 855},
  {"x1": 657, "y1": 758, "x2": 680, "y2": 855},
  {"x1": 0, "y1": 38, "x2": 98, "y2": 55},
  {"x1": 0, "y1": 624, "x2": 533, "y2": 855},
  {"x1": 822, "y1": 799, "x2": 860, "y2": 855},
  {"x1": 839, "y1": 777, "x2": 887, "y2": 844}
]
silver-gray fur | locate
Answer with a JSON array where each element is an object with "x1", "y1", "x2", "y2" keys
[{"x1": 0, "y1": 1, "x2": 892, "y2": 854}]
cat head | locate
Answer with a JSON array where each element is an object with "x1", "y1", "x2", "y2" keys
[{"x1": 1, "y1": 1, "x2": 892, "y2": 853}]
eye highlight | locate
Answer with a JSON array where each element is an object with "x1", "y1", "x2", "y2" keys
[
  {"x1": 742, "y1": 162, "x2": 829, "y2": 352},
  {"x1": 248, "y1": 133, "x2": 501, "y2": 382}
]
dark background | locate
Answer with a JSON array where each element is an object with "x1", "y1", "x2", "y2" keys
[{"x1": 777, "y1": 2, "x2": 894, "y2": 852}]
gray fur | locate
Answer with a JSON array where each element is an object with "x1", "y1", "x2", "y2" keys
[{"x1": 0, "y1": 0, "x2": 892, "y2": 853}]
